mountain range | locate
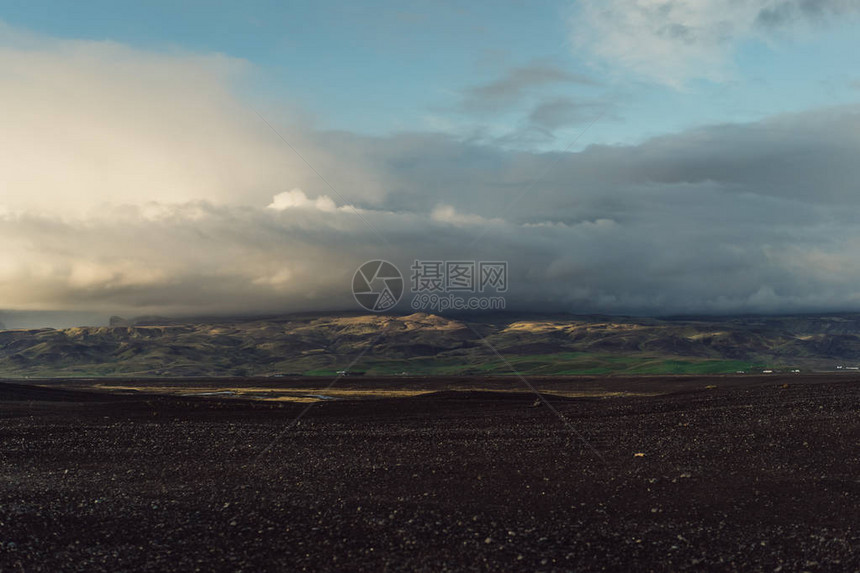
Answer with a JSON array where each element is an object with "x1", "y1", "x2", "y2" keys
[{"x1": 3, "y1": 312, "x2": 860, "y2": 378}]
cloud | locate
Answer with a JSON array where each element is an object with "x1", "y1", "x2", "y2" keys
[
  {"x1": 527, "y1": 98, "x2": 609, "y2": 131},
  {"x1": 268, "y1": 189, "x2": 338, "y2": 212},
  {"x1": 574, "y1": 0, "x2": 860, "y2": 85},
  {"x1": 0, "y1": 31, "x2": 392, "y2": 216},
  {"x1": 430, "y1": 204, "x2": 502, "y2": 226},
  {"x1": 450, "y1": 62, "x2": 612, "y2": 145},
  {"x1": 5, "y1": 27, "x2": 860, "y2": 320},
  {"x1": 756, "y1": 0, "x2": 860, "y2": 29},
  {"x1": 7, "y1": 104, "x2": 860, "y2": 318},
  {"x1": 458, "y1": 63, "x2": 597, "y2": 113}
]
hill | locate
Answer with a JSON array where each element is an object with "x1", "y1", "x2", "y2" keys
[{"x1": 3, "y1": 312, "x2": 860, "y2": 377}]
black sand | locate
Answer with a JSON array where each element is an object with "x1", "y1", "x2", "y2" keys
[{"x1": 1, "y1": 376, "x2": 858, "y2": 571}]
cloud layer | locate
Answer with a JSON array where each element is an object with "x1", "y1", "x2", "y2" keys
[{"x1": 4, "y1": 30, "x2": 860, "y2": 319}]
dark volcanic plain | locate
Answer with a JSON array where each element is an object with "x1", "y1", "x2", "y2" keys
[{"x1": 1, "y1": 375, "x2": 858, "y2": 572}]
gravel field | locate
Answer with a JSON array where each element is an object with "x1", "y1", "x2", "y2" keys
[{"x1": 1, "y1": 377, "x2": 858, "y2": 572}]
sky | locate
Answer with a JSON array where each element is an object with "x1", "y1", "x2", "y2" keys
[{"x1": 1, "y1": 1, "x2": 860, "y2": 326}]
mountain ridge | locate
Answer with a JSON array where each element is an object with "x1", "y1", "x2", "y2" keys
[{"x1": 4, "y1": 311, "x2": 860, "y2": 377}]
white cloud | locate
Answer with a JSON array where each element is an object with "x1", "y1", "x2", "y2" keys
[
  {"x1": 267, "y1": 189, "x2": 338, "y2": 212},
  {"x1": 0, "y1": 39, "x2": 271, "y2": 214},
  {"x1": 0, "y1": 29, "x2": 391, "y2": 217},
  {"x1": 430, "y1": 205, "x2": 501, "y2": 226},
  {"x1": 573, "y1": 0, "x2": 860, "y2": 85}
]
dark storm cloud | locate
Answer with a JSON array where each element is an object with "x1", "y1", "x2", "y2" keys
[
  {"x1": 312, "y1": 105, "x2": 860, "y2": 218},
  {"x1": 302, "y1": 104, "x2": 860, "y2": 315}
]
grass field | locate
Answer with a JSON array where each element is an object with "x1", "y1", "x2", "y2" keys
[{"x1": 305, "y1": 353, "x2": 765, "y2": 377}]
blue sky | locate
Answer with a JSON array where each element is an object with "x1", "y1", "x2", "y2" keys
[{"x1": 4, "y1": 0, "x2": 858, "y2": 148}]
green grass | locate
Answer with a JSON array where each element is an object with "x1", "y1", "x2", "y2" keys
[
  {"x1": 625, "y1": 359, "x2": 761, "y2": 375},
  {"x1": 296, "y1": 353, "x2": 764, "y2": 377}
]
